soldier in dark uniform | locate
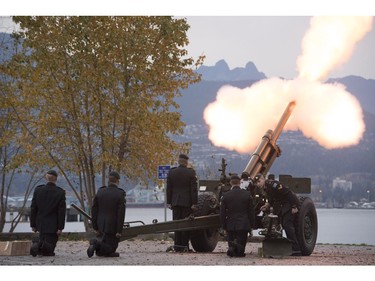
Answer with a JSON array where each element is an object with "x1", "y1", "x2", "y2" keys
[
  {"x1": 220, "y1": 174, "x2": 255, "y2": 257},
  {"x1": 166, "y1": 154, "x2": 198, "y2": 252},
  {"x1": 243, "y1": 172, "x2": 267, "y2": 229},
  {"x1": 254, "y1": 173, "x2": 302, "y2": 255},
  {"x1": 30, "y1": 169, "x2": 66, "y2": 257},
  {"x1": 87, "y1": 171, "x2": 126, "y2": 258}
]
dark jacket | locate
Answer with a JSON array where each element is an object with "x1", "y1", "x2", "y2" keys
[
  {"x1": 265, "y1": 180, "x2": 300, "y2": 215},
  {"x1": 30, "y1": 183, "x2": 66, "y2": 233},
  {"x1": 220, "y1": 186, "x2": 255, "y2": 231},
  {"x1": 248, "y1": 182, "x2": 267, "y2": 215},
  {"x1": 166, "y1": 165, "x2": 198, "y2": 207},
  {"x1": 91, "y1": 184, "x2": 126, "y2": 234}
]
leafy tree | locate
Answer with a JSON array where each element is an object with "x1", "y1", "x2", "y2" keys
[
  {"x1": 0, "y1": 31, "x2": 50, "y2": 232},
  {"x1": 7, "y1": 16, "x2": 203, "y2": 224},
  {"x1": 0, "y1": 32, "x2": 24, "y2": 232}
]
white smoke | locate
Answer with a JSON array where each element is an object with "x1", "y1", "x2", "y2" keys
[
  {"x1": 204, "y1": 16, "x2": 373, "y2": 153},
  {"x1": 297, "y1": 16, "x2": 373, "y2": 82}
]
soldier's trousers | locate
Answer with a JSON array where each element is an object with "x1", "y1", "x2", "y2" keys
[
  {"x1": 227, "y1": 230, "x2": 248, "y2": 256},
  {"x1": 282, "y1": 211, "x2": 301, "y2": 252},
  {"x1": 96, "y1": 233, "x2": 119, "y2": 256},
  {"x1": 172, "y1": 206, "x2": 192, "y2": 251},
  {"x1": 38, "y1": 233, "x2": 58, "y2": 255}
]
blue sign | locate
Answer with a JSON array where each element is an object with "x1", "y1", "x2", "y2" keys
[{"x1": 158, "y1": 165, "x2": 171, "y2": 179}]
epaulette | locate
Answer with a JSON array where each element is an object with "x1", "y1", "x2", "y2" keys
[{"x1": 99, "y1": 186, "x2": 107, "y2": 189}]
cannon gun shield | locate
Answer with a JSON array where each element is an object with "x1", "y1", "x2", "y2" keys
[{"x1": 261, "y1": 237, "x2": 292, "y2": 258}]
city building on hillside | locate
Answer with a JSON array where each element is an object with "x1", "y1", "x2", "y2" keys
[
  {"x1": 333, "y1": 177, "x2": 352, "y2": 192},
  {"x1": 126, "y1": 184, "x2": 165, "y2": 205}
]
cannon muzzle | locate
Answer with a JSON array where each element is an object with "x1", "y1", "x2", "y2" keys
[{"x1": 243, "y1": 101, "x2": 296, "y2": 179}]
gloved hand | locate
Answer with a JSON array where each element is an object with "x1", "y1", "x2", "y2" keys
[{"x1": 260, "y1": 202, "x2": 270, "y2": 212}]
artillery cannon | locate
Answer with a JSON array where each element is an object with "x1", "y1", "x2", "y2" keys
[{"x1": 72, "y1": 101, "x2": 318, "y2": 257}]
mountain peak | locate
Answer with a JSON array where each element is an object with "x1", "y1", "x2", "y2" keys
[
  {"x1": 214, "y1": 59, "x2": 230, "y2": 70},
  {"x1": 197, "y1": 59, "x2": 266, "y2": 82}
]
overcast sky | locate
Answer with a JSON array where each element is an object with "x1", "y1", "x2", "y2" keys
[
  {"x1": 1, "y1": 1, "x2": 374, "y2": 80},
  {"x1": 184, "y1": 16, "x2": 375, "y2": 80}
]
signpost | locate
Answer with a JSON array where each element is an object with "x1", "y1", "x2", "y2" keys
[
  {"x1": 158, "y1": 165, "x2": 171, "y2": 222},
  {"x1": 158, "y1": 165, "x2": 170, "y2": 180}
]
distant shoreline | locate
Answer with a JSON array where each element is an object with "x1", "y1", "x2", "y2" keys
[{"x1": 127, "y1": 203, "x2": 165, "y2": 208}]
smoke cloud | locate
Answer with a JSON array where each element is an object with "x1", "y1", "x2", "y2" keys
[
  {"x1": 297, "y1": 17, "x2": 373, "y2": 82},
  {"x1": 203, "y1": 16, "x2": 372, "y2": 153}
]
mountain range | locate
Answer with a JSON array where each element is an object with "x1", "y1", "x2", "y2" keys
[{"x1": 196, "y1": 59, "x2": 267, "y2": 82}]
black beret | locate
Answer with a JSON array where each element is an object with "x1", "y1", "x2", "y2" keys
[
  {"x1": 230, "y1": 173, "x2": 241, "y2": 181},
  {"x1": 241, "y1": 172, "x2": 249, "y2": 180},
  {"x1": 179, "y1": 154, "x2": 189, "y2": 160},
  {"x1": 47, "y1": 170, "x2": 58, "y2": 177},
  {"x1": 109, "y1": 171, "x2": 120, "y2": 180}
]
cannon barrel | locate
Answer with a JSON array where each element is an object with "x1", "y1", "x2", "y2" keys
[{"x1": 243, "y1": 101, "x2": 296, "y2": 179}]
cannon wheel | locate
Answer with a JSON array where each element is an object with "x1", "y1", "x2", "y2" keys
[
  {"x1": 190, "y1": 193, "x2": 220, "y2": 252},
  {"x1": 296, "y1": 196, "x2": 318, "y2": 256}
]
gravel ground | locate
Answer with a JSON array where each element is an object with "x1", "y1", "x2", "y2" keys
[
  {"x1": 1, "y1": 238, "x2": 375, "y2": 266},
  {"x1": 2, "y1": 239, "x2": 374, "y2": 281}
]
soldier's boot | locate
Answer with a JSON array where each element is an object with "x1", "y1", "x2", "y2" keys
[
  {"x1": 227, "y1": 241, "x2": 235, "y2": 257},
  {"x1": 87, "y1": 239, "x2": 98, "y2": 258},
  {"x1": 30, "y1": 237, "x2": 41, "y2": 257}
]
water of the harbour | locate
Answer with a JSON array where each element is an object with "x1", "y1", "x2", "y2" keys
[{"x1": 3, "y1": 208, "x2": 375, "y2": 246}]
